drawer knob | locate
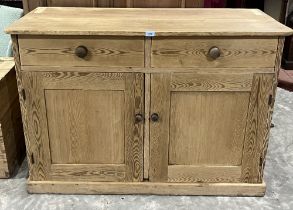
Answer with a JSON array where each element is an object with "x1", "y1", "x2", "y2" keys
[
  {"x1": 75, "y1": 46, "x2": 88, "y2": 58},
  {"x1": 135, "y1": 114, "x2": 144, "y2": 123},
  {"x1": 151, "y1": 113, "x2": 159, "y2": 122},
  {"x1": 208, "y1": 47, "x2": 221, "y2": 59}
]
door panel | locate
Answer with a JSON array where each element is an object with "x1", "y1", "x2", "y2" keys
[
  {"x1": 149, "y1": 72, "x2": 274, "y2": 183},
  {"x1": 169, "y1": 91, "x2": 250, "y2": 166},
  {"x1": 23, "y1": 71, "x2": 144, "y2": 182},
  {"x1": 46, "y1": 89, "x2": 125, "y2": 164}
]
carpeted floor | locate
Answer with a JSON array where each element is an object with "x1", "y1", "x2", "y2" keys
[{"x1": 0, "y1": 88, "x2": 292, "y2": 210}]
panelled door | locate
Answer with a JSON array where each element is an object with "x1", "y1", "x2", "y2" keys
[
  {"x1": 23, "y1": 71, "x2": 144, "y2": 182},
  {"x1": 149, "y1": 72, "x2": 275, "y2": 183}
]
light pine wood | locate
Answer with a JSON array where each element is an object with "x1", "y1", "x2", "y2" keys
[
  {"x1": 20, "y1": 66, "x2": 276, "y2": 74},
  {"x1": 143, "y1": 37, "x2": 151, "y2": 179},
  {"x1": 168, "y1": 166, "x2": 241, "y2": 183},
  {"x1": 171, "y1": 73, "x2": 253, "y2": 91},
  {"x1": 22, "y1": 71, "x2": 144, "y2": 182},
  {"x1": 240, "y1": 73, "x2": 275, "y2": 183},
  {"x1": 149, "y1": 74, "x2": 171, "y2": 182},
  {"x1": 143, "y1": 73, "x2": 150, "y2": 179},
  {"x1": 152, "y1": 38, "x2": 278, "y2": 68},
  {"x1": 22, "y1": 72, "x2": 50, "y2": 181},
  {"x1": 45, "y1": 90, "x2": 125, "y2": 164},
  {"x1": 18, "y1": 36, "x2": 144, "y2": 68},
  {"x1": 150, "y1": 73, "x2": 253, "y2": 183},
  {"x1": 8, "y1": 8, "x2": 293, "y2": 195},
  {"x1": 0, "y1": 57, "x2": 25, "y2": 178},
  {"x1": 169, "y1": 91, "x2": 250, "y2": 166},
  {"x1": 27, "y1": 180, "x2": 266, "y2": 196},
  {"x1": 6, "y1": 8, "x2": 293, "y2": 36}
]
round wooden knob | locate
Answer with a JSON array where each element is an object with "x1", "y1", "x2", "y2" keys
[
  {"x1": 75, "y1": 46, "x2": 88, "y2": 58},
  {"x1": 208, "y1": 47, "x2": 221, "y2": 59},
  {"x1": 135, "y1": 114, "x2": 144, "y2": 123},
  {"x1": 151, "y1": 113, "x2": 159, "y2": 122}
]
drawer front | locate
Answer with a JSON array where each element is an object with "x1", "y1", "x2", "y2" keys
[
  {"x1": 18, "y1": 36, "x2": 145, "y2": 68},
  {"x1": 152, "y1": 38, "x2": 278, "y2": 68}
]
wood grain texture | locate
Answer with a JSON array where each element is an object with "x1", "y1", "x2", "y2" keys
[
  {"x1": 41, "y1": 72, "x2": 125, "y2": 90},
  {"x1": 143, "y1": 37, "x2": 152, "y2": 179},
  {"x1": 12, "y1": 36, "x2": 35, "y2": 179},
  {"x1": 241, "y1": 73, "x2": 275, "y2": 183},
  {"x1": 0, "y1": 65, "x2": 19, "y2": 119},
  {"x1": 257, "y1": 38, "x2": 285, "y2": 180},
  {"x1": 144, "y1": 73, "x2": 150, "y2": 179},
  {"x1": 6, "y1": 8, "x2": 293, "y2": 36},
  {"x1": 22, "y1": 72, "x2": 50, "y2": 181},
  {"x1": 0, "y1": 56, "x2": 25, "y2": 178},
  {"x1": 152, "y1": 38, "x2": 278, "y2": 68},
  {"x1": 24, "y1": 72, "x2": 144, "y2": 182},
  {"x1": 168, "y1": 166, "x2": 241, "y2": 183},
  {"x1": 124, "y1": 73, "x2": 144, "y2": 181},
  {"x1": 149, "y1": 74, "x2": 171, "y2": 182},
  {"x1": 171, "y1": 73, "x2": 253, "y2": 91},
  {"x1": 45, "y1": 90, "x2": 125, "y2": 164},
  {"x1": 50, "y1": 164, "x2": 126, "y2": 182},
  {"x1": 27, "y1": 180, "x2": 266, "y2": 196},
  {"x1": 18, "y1": 36, "x2": 144, "y2": 67},
  {"x1": 169, "y1": 91, "x2": 250, "y2": 166},
  {"x1": 20, "y1": 66, "x2": 275, "y2": 74},
  {"x1": 0, "y1": 98, "x2": 25, "y2": 178}
]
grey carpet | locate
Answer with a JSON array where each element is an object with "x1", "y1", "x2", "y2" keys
[{"x1": 0, "y1": 88, "x2": 292, "y2": 210}]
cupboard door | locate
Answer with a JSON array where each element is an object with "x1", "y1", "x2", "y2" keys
[
  {"x1": 23, "y1": 72, "x2": 144, "y2": 182},
  {"x1": 149, "y1": 73, "x2": 274, "y2": 183}
]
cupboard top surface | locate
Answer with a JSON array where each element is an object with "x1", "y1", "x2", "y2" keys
[{"x1": 6, "y1": 7, "x2": 293, "y2": 36}]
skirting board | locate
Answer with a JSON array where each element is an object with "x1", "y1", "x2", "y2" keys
[{"x1": 27, "y1": 180, "x2": 266, "y2": 196}]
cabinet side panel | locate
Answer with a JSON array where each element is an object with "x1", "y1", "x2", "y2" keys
[
  {"x1": 22, "y1": 72, "x2": 51, "y2": 181},
  {"x1": 11, "y1": 36, "x2": 37, "y2": 179},
  {"x1": 241, "y1": 73, "x2": 275, "y2": 183}
]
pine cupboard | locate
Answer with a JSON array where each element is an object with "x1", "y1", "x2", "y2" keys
[{"x1": 6, "y1": 8, "x2": 293, "y2": 196}]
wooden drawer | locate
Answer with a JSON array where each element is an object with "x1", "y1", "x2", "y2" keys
[
  {"x1": 151, "y1": 37, "x2": 278, "y2": 68},
  {"x1": 18, "y1": 36, "x2": 145, "y2": 68}
]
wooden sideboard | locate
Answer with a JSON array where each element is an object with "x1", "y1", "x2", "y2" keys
[
  {"x1": 6, "y1": 8, "x2": 292, "y2": 196},
  {"x1": 22, "y1": 0, "x2": 205, "y2": 13}
]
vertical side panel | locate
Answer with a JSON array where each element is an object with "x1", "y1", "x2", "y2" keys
[
  {"x1": 241, "y1": 73, "x2": 274, "y2": 183},
  {"x1": 149, "y1": 74, "x2": 171, "y2": 182},
  {"x1": 125, "y1": 73, "x2": 144, "y2": 181},
  {"x1": 22, "y1": 72, "x2": 51, "y2": 181},
  {"x1": 11, "y1": 36, "x2": 36, "y2": 179},
  {"x1": 258, "y1": 38, "x2": 285, "y2": 181}
]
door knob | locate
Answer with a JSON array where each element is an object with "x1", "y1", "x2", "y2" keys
[
  {"x1": 151, "y1": 113, "x2": 159, "y2": 122},
  {"x1": 208, "y1": 46, "x2": 221, "y2": 59},
  {"x1": 135, "y1": 114, "x2": 144, "y2": 123},
  {"x1": 75, "y1": 45, "x2": 88, "y2": 58}
]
